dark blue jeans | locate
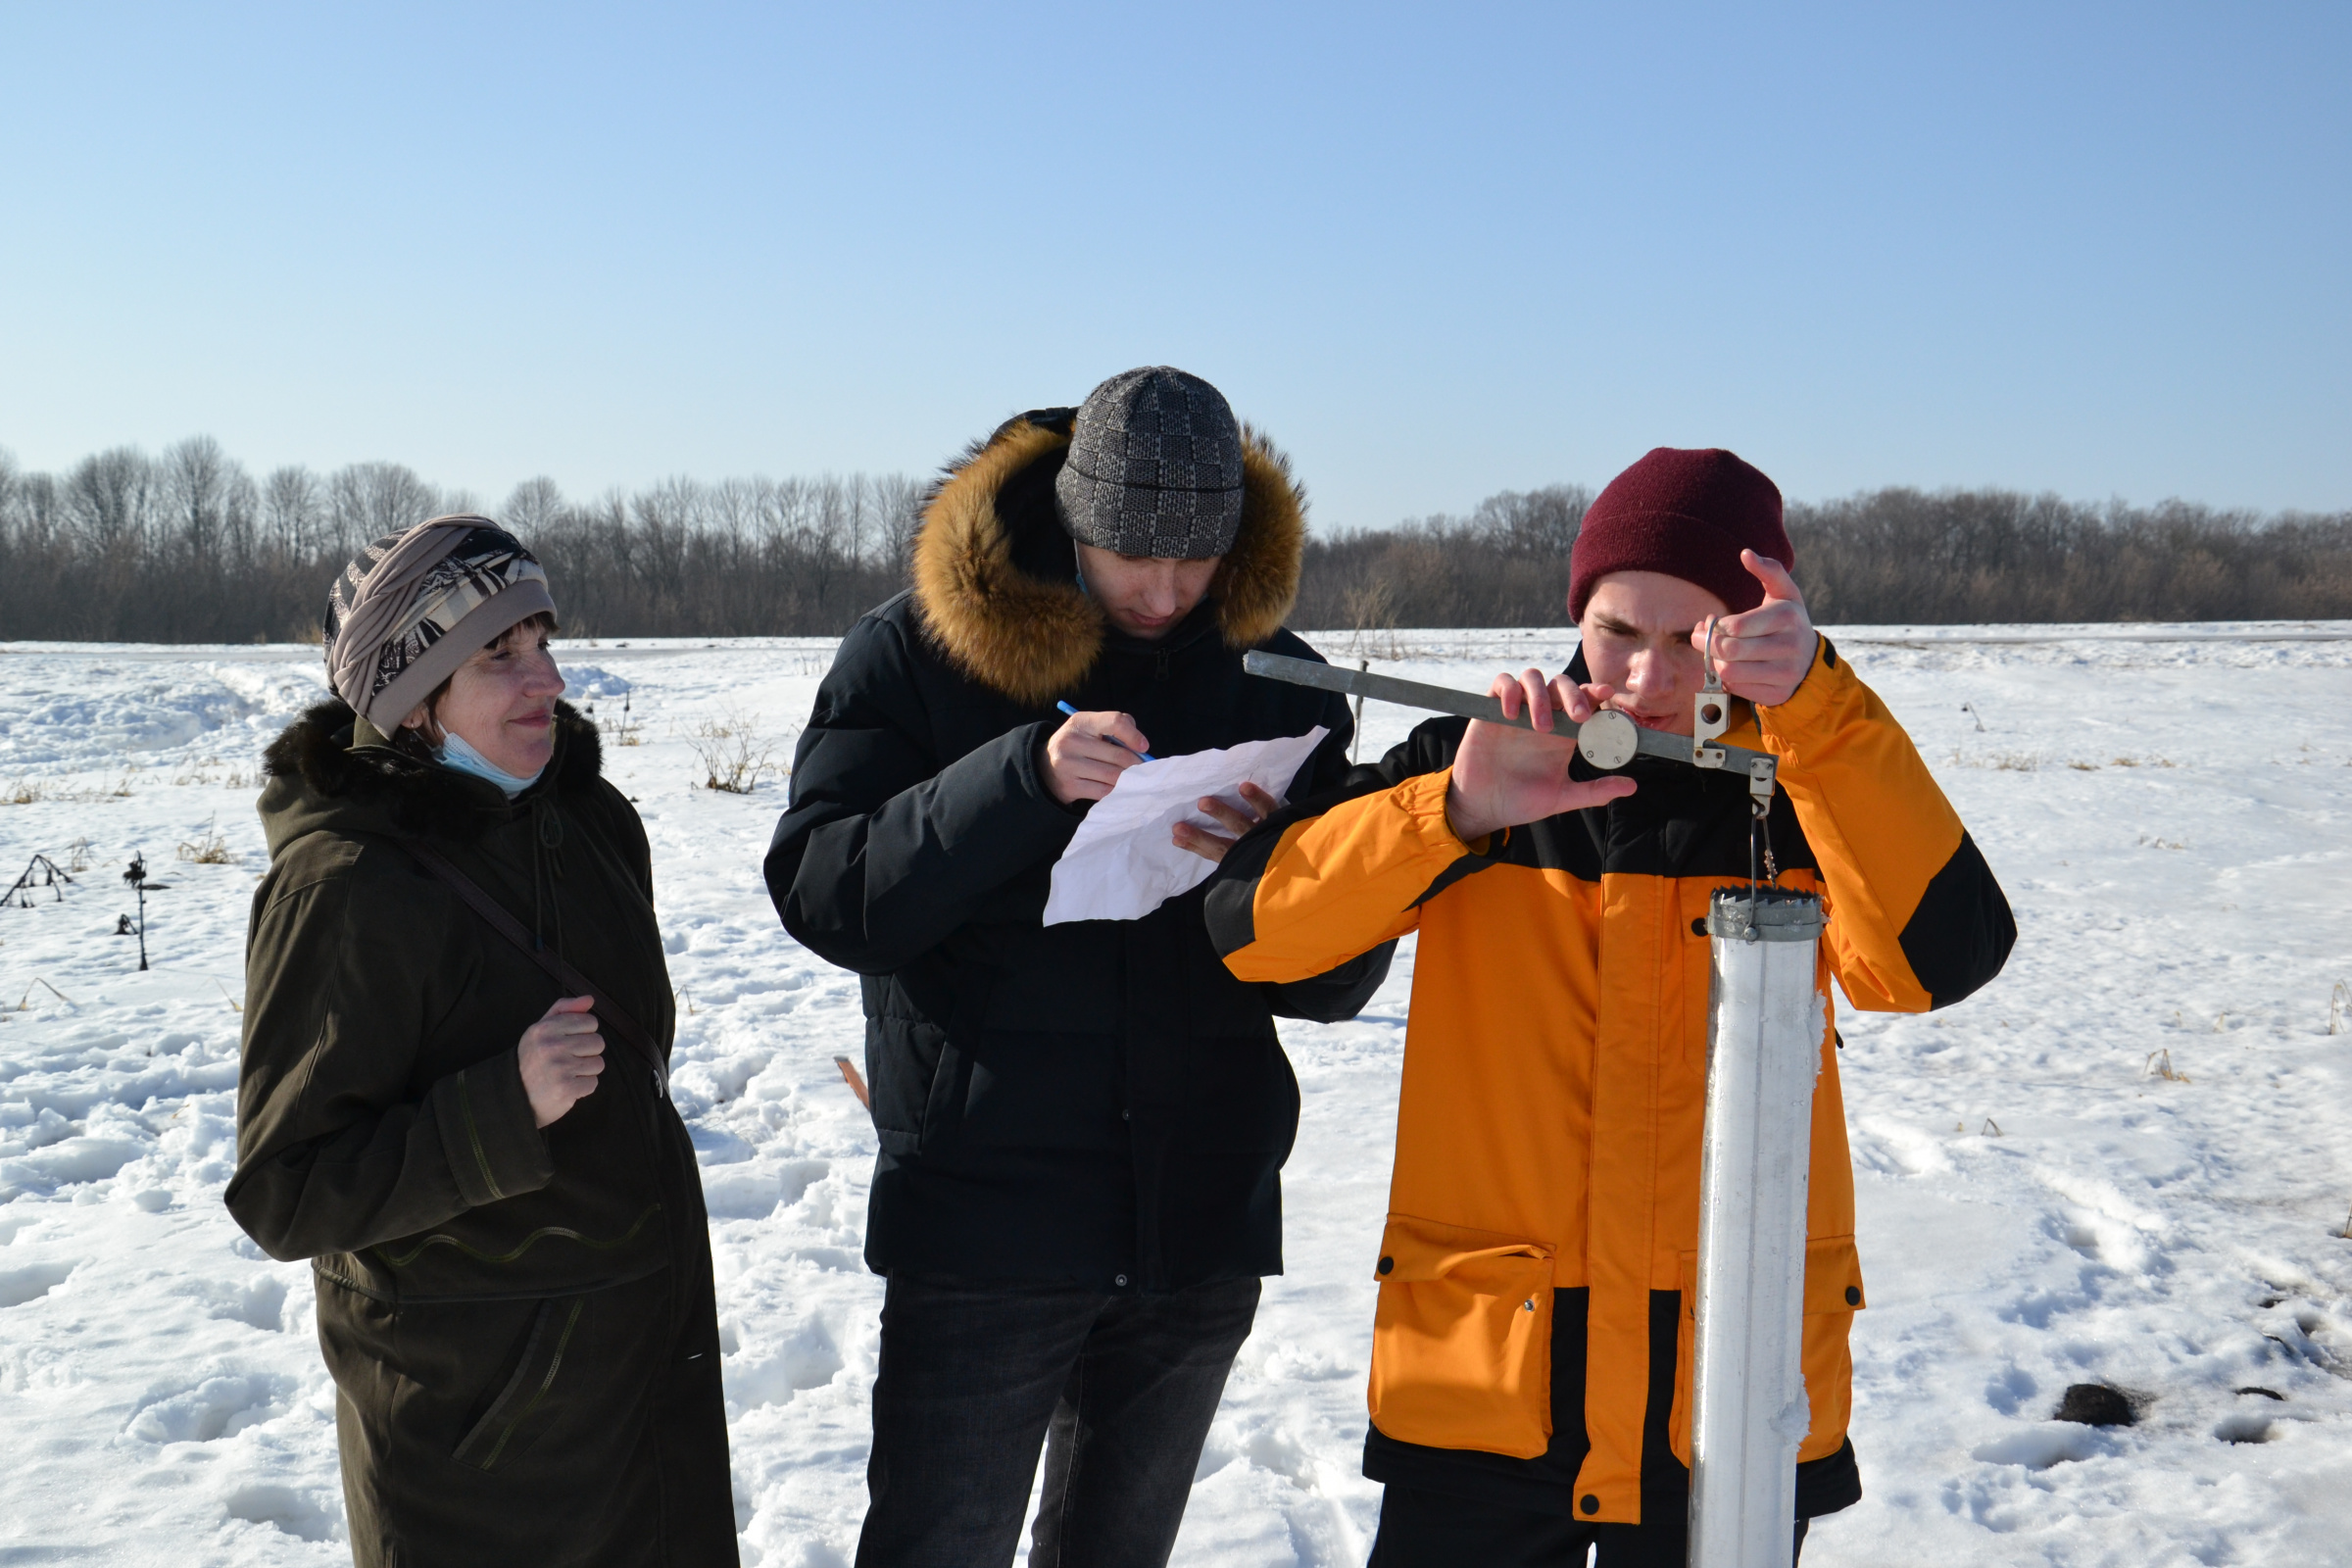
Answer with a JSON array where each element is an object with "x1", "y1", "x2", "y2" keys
[
  {"x1": 855, "y1": 1273, "x2": 1261, "y2": 1568},
  {"x1": 1369, "y1": 1482, "x2": 1809, "y2": 1566}
]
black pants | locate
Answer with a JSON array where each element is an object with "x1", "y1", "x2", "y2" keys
[
  {"x1": 1369, "y1": 1481, "x2": 1809, "y2": 1567},
  {"x1": 856, "y1": 1272, "x2": 1261, "y2": 1568}
]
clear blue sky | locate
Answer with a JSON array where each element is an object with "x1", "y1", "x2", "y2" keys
[{"x1": 3, "y1": 2, "x2": 2345, "y2": 525}]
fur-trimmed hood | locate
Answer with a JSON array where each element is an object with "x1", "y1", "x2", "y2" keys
[
  {"x1": 910, "y1": 407, "x2": 1308, "y2": 706},
  {"x1": 258, "y1": 698, "x2": 604, "y2": 854}
]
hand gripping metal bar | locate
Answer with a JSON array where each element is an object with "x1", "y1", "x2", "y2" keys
[{"x1": 1242, "y1": 650, "x2": 1779, "y2": 798}]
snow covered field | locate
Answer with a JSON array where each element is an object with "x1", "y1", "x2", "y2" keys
[{"x1": 3, "y1": 623, "x2": 2350, "y2": 1567}]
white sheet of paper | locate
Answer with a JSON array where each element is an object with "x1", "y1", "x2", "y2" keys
[{"x1": 1041, "y1": 725, "x2": 1330, "y2": 926}]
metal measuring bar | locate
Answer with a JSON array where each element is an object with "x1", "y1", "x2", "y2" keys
[{"x1": 1242, "y1": 650, "x2": 1779, "y2": 797}]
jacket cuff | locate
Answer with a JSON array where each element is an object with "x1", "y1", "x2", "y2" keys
[
  {"x1": 1756, "y1": 635, "x2": 1847, "y2": 745},
  {"x1": 431, "y1": 1052, "x2": 555, "y2": 1208},
  {"x1": 1409, "y1": 767, "x2": 1496, "y2": 857},
  {"x1": 1008, "y1": 717, "x2": 1087, "y2": 817},
  {"x1": 956, "y1": 717, "x2": 1079, "y2": 829}
]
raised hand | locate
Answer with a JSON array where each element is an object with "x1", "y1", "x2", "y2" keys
[
  {"x1": 517, "y1": 995, "x2": 605, "y2": 1128},
  {"x1": 1693, "y1": 550, "x2": 1819, "y2": 708},
  {"x1": 1445, "y1": 669, "x2": 1640, "y2": 844},
  {"x1": 1172, "y1": 781, "x2": 1283, "y2": 864},
  {"x1": 1042, "y1": 709, "x2": 1152, "y2": 806}
]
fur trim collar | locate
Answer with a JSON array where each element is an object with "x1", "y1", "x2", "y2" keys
[
  {"x1": 261, "y1": 698, "x2": 603, "y2": 843},
  {"x1": 909, "y1": 412, "x2": 1307, "y2": 705}
]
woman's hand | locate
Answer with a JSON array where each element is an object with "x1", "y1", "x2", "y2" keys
[
  {"x1": 518, "y1": 996, "x2": 605, "y2": 1128},
  {"x1": 1172, "y1": 782, "x2": 1283, "y2": 864},
  {"x1": 1445, "y1": 669, "x2": 1639, "y2": 843},
  {"x1": 1041, "y1": 709, "x2": 1152, "y2": 806}
]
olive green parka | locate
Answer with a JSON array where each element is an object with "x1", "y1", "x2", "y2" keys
[{"x1": 227, "y1": 699, "x2": 735, "y2": 1567}]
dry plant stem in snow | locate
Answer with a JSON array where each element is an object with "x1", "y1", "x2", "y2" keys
[
  {"x1": 601, "y1": 693, "x2": 643, "y2": 747},
  {"x1": 5, "y1": 854, "x2": 76, "y2": 907},
  {"x1": 16, "y1": 978, "x2": 75, "y2": 1009},
  {"x1": 175, "y1": 816, "x2": 235, "y2": 864},
  {"x1": 25, "y1": 774, "x2": 141, "y2": 803},
  {"x1": 688, "y1": 710, "x2": 781, "y2": 794}
]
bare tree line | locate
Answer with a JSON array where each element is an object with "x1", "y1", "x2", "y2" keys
[
  {"x1": 3, "y1": 436, "x2": 2348, "y2": 641},
  {"x1": 1788, "y1": 488, "x2": 2352, "y2": 624},
  {"x1": 1296, "y1": 487, "x2": 2352, "y2": 629},
  {"x1": 0, "y1": 438, "x2": 922, "y2": 642},
  {"x1": 1290, "y1": 486, "x2": 1592, "y2": 629},
  {"x1": 503, "y1": 470, "x2": 927, "y2": 638}
]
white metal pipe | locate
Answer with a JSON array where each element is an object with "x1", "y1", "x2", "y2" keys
[{"x1": 1689, "y1": 887, "x2": 1827, "y2": 1568}]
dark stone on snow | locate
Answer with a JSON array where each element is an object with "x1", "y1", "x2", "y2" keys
[{"x1": 2053, "y1": 1383, "x2": 2136, "y2": 1427}]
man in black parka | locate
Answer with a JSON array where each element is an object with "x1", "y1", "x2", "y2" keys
[{"x1": 765, "y1": 368, "x2": 1392, "y2": 1568}]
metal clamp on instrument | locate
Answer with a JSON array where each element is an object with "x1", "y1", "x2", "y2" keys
[
  {"x1": 1693, "y1": 615, "x2": 1731, "y2": 768},
  {"x1": 1241, "y1": 649, "x2": 1779, "y2": 800}
]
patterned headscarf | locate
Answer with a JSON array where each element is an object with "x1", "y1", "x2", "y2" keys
[{"x1": 322, "y1": 515, "x2": 557, "y2": 729}]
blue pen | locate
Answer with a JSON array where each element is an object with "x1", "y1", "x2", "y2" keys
[{"x1": 1056, "y1": 701, "x2": 1156, "y2": 762}]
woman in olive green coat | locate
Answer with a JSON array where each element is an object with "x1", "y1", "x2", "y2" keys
[{"x1": 226, "y1": 516, "x2": 735, "y2": 1567}]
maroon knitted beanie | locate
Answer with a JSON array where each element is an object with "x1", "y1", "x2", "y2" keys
[{"x1": 1567, "y1": 447, "x2": 1791, "y2": 620}]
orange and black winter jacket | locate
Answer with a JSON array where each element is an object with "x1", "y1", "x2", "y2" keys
[{"x1": 1205, "y1": 639, "x2": 2013, "y2": 1523}]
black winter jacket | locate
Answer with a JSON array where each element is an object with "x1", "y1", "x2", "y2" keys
[{"x1": 764, "y1": 409, "x2": 1393, "y2": 1293}]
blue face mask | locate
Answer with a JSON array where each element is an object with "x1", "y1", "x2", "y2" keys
[{"x1": 437, "y1": 729, "x2": 545, "y2": 799}]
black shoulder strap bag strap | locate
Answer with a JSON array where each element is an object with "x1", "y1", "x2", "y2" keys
[{"x1": 399, "y1": 838, "x2": 669, "y2": 1100}]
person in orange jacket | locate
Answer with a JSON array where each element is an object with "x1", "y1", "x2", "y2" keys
[{"x1": 1190, "y1": 448, "x2": 2015, "y2": 1565}]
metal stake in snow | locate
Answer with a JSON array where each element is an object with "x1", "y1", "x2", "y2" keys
[{"x1": 1690, "y1": 885, "x2": 1826, "y2": 1568}]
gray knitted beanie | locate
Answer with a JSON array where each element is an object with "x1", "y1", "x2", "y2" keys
[{"x1": 1054, "y1": 367, "x2": 1246, "y2": 560}]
